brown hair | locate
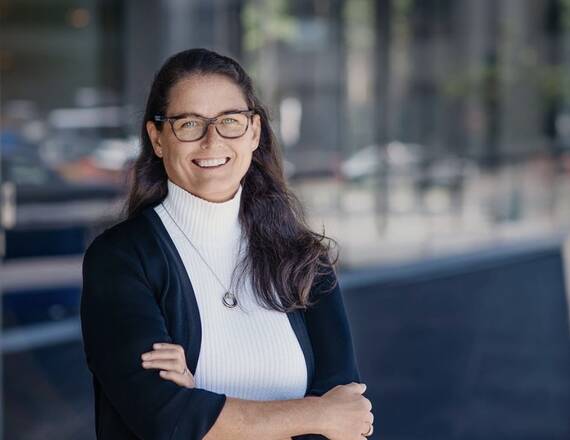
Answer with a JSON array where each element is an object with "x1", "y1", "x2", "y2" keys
[{"x1": 121, "y1": 48, "x2": 338, "y2": 312}]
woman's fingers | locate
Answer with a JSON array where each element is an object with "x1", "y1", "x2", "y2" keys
[
  {"x1": 141, "y1": 342, "x2": 185, "y2": 364},
  {"x1": 141, "y1": 348, "x2": 180, "y2": 360},
  {"x1": 141, "y1": 342, "x2": 183, "y2": 358},
  {"x1": 140, "y1": 342, "x2": 195, "y2": 388},
  {"x1": 153, "y1": 342, "x2": 181, "y2": 351},
  {"x1": 159, "y1": 369, "x2": 196, "y2": 388},
  {"x1": 346, "y1": 382, "x2": 366, "y2": 394},
  {"x1": 142, "y1": 358, "x2": 181, "y2": 371}
]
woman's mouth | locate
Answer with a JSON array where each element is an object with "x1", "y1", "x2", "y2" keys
[{"x1": 191, "y1": 157, "x2": 231, "y2": 169}]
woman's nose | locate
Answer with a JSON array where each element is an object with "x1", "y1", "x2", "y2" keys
[{"x1": 199, "y1": 123, "x2": 221, "y2": 148}]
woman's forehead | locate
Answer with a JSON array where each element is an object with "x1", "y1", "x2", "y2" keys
[{"x1": 167, "y1": 74, "x2": 248, "y2": 116}]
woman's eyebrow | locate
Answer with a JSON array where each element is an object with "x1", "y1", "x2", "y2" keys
[{"x1": 169, "y1": 108, "x2": 248, "y2": 118}]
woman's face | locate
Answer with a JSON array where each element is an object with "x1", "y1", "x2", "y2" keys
[{"x1": 146, "y1": 74, "x2": 261, "y2": 203}]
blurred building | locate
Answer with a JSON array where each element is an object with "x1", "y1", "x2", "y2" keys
[{"x1": 2, "y1": 1, "x2": 570, "y2": 265}]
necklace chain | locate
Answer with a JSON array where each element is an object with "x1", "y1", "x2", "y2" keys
[{"x1": 160, "y1": 202, "x2": 240, "y2": 309}]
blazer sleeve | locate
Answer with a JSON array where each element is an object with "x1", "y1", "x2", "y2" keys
[
  {"x1": 293, "y1": 259, "x2": 361, "y2": 440},
  {"x1": 80, "y1": 234, "x2": 227, "y2": 440}
]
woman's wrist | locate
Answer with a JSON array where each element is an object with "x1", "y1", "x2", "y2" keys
[
  {"x1": 205, "y1": 394, "x2": 328, "y2": 439},
  {"x1": 303, "y1": 395, "x2": 327, "y2": 435}
]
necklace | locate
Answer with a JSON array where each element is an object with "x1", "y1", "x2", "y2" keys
[{"x1": 160, "y1": 201, "x2": 239, "y2": 309}]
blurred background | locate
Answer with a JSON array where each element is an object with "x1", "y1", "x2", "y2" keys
[{"x1": 1, "y1": 0, "x2": 570, "y2": 439}]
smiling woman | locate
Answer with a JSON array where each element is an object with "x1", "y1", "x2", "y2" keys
[{"x1": 80, "y1": 48, "x2": 373, "y2": 440}]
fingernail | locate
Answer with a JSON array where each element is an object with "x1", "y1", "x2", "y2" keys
[{"x1": 141, "y1": 354, "x2": 149, "y2": 360}]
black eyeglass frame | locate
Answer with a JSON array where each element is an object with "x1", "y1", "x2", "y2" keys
[{"x1": 153, "y1": 109, "x2": 256, "y2": 142}]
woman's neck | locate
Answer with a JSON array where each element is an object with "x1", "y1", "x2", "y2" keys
[{"x1": 161, "y1": 178, "x2": 243, "y2": 246}]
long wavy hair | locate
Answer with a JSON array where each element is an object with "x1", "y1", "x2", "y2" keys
[{"x1": 120, "y1": 48, "x2": 339, "y2": 312}]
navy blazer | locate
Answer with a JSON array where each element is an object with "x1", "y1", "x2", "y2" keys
[{"x1": 80, "y1": 204, "x2": 360, "y2": 439}]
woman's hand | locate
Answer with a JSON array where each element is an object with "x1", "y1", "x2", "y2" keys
[
  {"x1": 141, "y1": 342, "x2": 195, "y2": 388},
  {"x1": 318, "y1": 382, "x2": 374, "y2": 440}
]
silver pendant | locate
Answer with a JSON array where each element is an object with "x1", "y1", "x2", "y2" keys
[{"x1": 222, "y1": 291, "x2": 238, "y2": 308}]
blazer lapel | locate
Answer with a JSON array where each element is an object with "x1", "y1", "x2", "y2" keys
[{"x1": 142, "y1": 206, "x2": 203, "y2": 374}]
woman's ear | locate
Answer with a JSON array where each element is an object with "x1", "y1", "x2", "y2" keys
[
  {"x1": 146, "y1": 120, "x2": 163, "y2": 158},
  {"x1": 251, "y1": 114, "x2": 261, "y2": 151}
]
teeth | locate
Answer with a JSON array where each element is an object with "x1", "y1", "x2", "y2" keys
[{"x1": 195, "y1": 158, "x2": 228, "y2": 167}]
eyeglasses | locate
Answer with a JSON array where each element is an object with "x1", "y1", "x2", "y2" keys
[{"x1": 154, "y1": 109, "x2": 256, "y2": 142}]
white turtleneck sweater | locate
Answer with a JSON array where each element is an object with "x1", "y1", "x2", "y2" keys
[{"x1": 153, "y1": 179, "x2": 308, "y2": 401}]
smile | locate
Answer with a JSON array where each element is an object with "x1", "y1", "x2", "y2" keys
[{"x1": 191, "y1": 157, "x2": 231, "y2": 169}]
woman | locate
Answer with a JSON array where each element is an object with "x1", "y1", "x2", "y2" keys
[{"x1": 80, "y1": 48, "x2": 374, "y2": 440}]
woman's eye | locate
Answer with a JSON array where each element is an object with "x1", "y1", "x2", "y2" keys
[
  {"x1": 182, "y1": 120, "x2": 198, "y2": 128},
  {"x1": 221, "y1": 118, "x2": 238, "y2": 125}
]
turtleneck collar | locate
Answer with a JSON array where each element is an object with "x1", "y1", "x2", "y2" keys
[{"x1": 160, "y1": 178, "x2": 243, "y2": 246}]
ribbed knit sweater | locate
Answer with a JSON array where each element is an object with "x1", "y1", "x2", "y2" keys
[{"x1": 153, "y1": 179, "x2": 308, "y2": 401}]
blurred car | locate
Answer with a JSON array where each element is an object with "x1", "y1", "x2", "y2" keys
[
  {"x1": 285, "y1": 148, "x2": 343, "y2": 181},
  {"x1": 340, "y1": 140, "x2": 477, "y2": 189},
  {"x1": 1, "y1": 106, "x2": 132, "y2": 259},
  {"x1": 40, "y1": 105, "x2": 139, "y2": 185},
  {"x1": 340, "y1": 141, "x2": 424, "y2": 182}
]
